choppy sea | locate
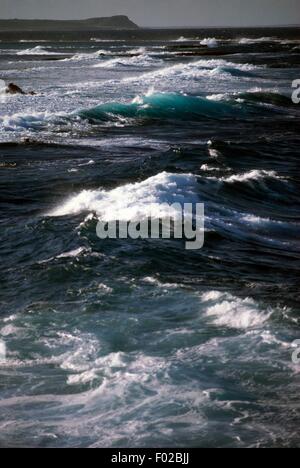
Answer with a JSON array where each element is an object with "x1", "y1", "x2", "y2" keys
[{"x1": 0, "y1": 28, "x2": 300, "y2": 447}]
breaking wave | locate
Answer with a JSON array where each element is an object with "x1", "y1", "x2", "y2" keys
[
  {"x1": 124, "y1": 58, "x2": 259, "y2": 85},
  {"x1": 202, "y1": 291, "x2": 272, "y2": 329},
  {"x1": 93, "y1": 53, "x2": 162, "y2": 68},
  {"x1": 2, "y1": 88, "x2": 288, "y2": 135},
  {"x1": 49, "y1": 171, "x2": 199, "y2": 219},
  {"x1": 65, "y1": 49, "x2": 111, "y2": 61},
  {"x1": 1, "y1": 87, "x2": 291, "y2": 136},
  {"x1": 175, "y1": 36, "x2": 194, "y2": 42},
  {"x1": 78, "y1": 92, "x2": 245, "y2": 123},
  {"x1": 200, "y1": 38, "x2": 218, "y2": 47},
  {"x1": 213, "y1": 169, "x2": 282, "y2": 183},
  {"x1": 17, "y1": 45, "x2": 60, "y2": 56}
]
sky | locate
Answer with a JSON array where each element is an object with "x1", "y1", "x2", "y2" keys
[{"x1": 1, "y1": 0, "x2": 300, "y2": 27}]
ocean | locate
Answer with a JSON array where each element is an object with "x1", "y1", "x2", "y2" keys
[{"x1": 0, "y1": 28, "x2": 300, "y2": 448}]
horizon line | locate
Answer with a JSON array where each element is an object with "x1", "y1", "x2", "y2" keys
[{"x1": 0, "y1": 17, "x2": 299, "y2": 29}]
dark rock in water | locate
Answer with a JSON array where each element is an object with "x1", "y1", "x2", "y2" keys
[
  {"x1": 6, "y1": 83, "x2": 25, "y2": 95},
  {"x1": 22, "y1": 137, "x2": 43, "y2": 145},
  {"x1": 6, "y1": 82, "x2": 36, "y2": 95}
]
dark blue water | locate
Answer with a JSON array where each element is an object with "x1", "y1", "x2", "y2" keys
[{"x1": 0, "y1": 28, "x2": 300, "y2": 448}]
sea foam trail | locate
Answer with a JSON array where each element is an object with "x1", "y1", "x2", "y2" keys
[{"x1": 49, "y1": 172, "x2": 199, "y2": 219}]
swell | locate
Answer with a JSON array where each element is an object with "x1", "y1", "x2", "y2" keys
[
  {"x1": 1, "y1": 90, "x2": 292, "y2": 134},
  {"x1": 78, "y1": 89, "x2": 294, "y2": 125},
  {"x1": 238, "y1": 91, "x2": 295, "y2": 108},
  {"x1": 47, "y1": 169, "x2": 300, "y2": 253},
  {"x1": 78, "y1": 92, "x2": 246, "y2": 123}
]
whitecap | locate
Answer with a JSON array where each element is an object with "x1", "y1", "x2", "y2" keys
[
  {"x1": 48, "y1": 172, "x2": 199, "y2": 220},
  {"x1": 175, "y1": 36, "x2": 192, "y2": 42},
  {"x1": 124, "y1": 58, "x2": 258, "y2": 84},
  {"x1": 93, "y1": 53, "x2": 161, "y2": 69},
  {"x1": 202, "y1": 291, "x2": 272, "y2": 329},
  {"x1": 17, "y1": 45, "x2": 59, "y2": 56},
  {"x1": 65, "y1": 49, "x2": 110, "y2": 62},
  {"x1": 237, "y1": 37, "x2": 274, "y2": 44},
  {"x1": 200, "y1": 38, "x2": 218, "y2": 47},
  {"x1": 214, "y1": 169, "x2": 281, "y2": 183}
]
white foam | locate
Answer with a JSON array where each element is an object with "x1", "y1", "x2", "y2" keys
[
  {"x1": 208, "y1": 148, "x2": 221, "y2": 159},
  {"x1": 0, "y1": 79, "x2": 6, "y2": 103},
  {"x1": 67, "y1": 370, "x2": 98, "y2": 385},
  {"x1": 0, "y1": 340, "x2": 6, "y2": 362},
  {"x1": 1, "y1": 325, "x2": 21, "y2": 337},
  {"x1": 93, "y1": 53, "x2": 161, "y2": 68},
  {"x1": 200, "y1": 38, "x2": 218, "y2": 47},
  {"x1": 202, "y1": 291, "x2": 224, "y2": 301},
  {"x1": 124, "y1": 58, "x2": 258, "y2": 84},
  {"x1": 201, "y1": 164, "x2": 221, "y2": 172},
  {"x1": 0, "y1": 111, "x2": 54, "y2": 131},
  {"x1": 19, "y1": 40, "x2": 47, "y2": 43},
  {"x1": 38, "y1": 247, "x2": 89, "y2": 264},
  {"x1": 17, "y1": 45, "x2": 57, "y2": 56},
  {"x1": 175, "y1": 36, "x2": 192, "y2": 42},
  {"x1": 216, "y1": 169, "x2": 280, "y2": 183},
  {"x1": 57, "y1": 247, "x2": 88, "y2": 259},
  {"x1": 0, "y1": 79, "x2": 6, "y2": 92},
  {"x1": 0, "y1": 111, "x2": 67, "y2": 132},
  {"x1": 207, "y1": 93, "x2": 228, "y2": 101},
  {"x1": 238, "y1": 38, "x2": 300, "y2": 45},
  {"x1": 65, "y1": 50, "x2": 110, "y2": 61},
  {"x1": 49, "y1": 171, "x2": 199, "y2": 220},
  {"x1": 3, "y1": 314, "x2": 18, "y2": 323},
  {"x1": 238, "y1": 37, "x2": 274, "y2": 44},
  {"x1": 90, "y1": 38, "x2": 125, "y2": 42},
  {"x1": 241, "y1": 214, "x2": 285, "y2": 226},
  {"x1": 57, "y1": 331, "x2": 101, "y2": 384},
  {"x1": 202, "y1": 291, "x2": 272, "y2": 329},
  {"x1": 98, "y1": 283, "x2": 113, "y2": 294},
  {"x1": 126, "y1": 47, "x2": 147, "y2": 55},
  {"x1": 143, "y1": 276, "x2": 180, "y2": 289},
  {"x1": 78, "y1": 160, "x2": 95, "y2": 167},
  {"x1": 66, "y1": 136, "x2": 169, "y2": 151}
]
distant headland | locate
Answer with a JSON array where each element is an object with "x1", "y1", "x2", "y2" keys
[{"x1": 0, "y1": 16, "x2": 139, "y2": 31}]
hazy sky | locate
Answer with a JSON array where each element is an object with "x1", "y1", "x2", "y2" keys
[{"x1": 1, "y1": 0, "x2": 300, "y2": 27}]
